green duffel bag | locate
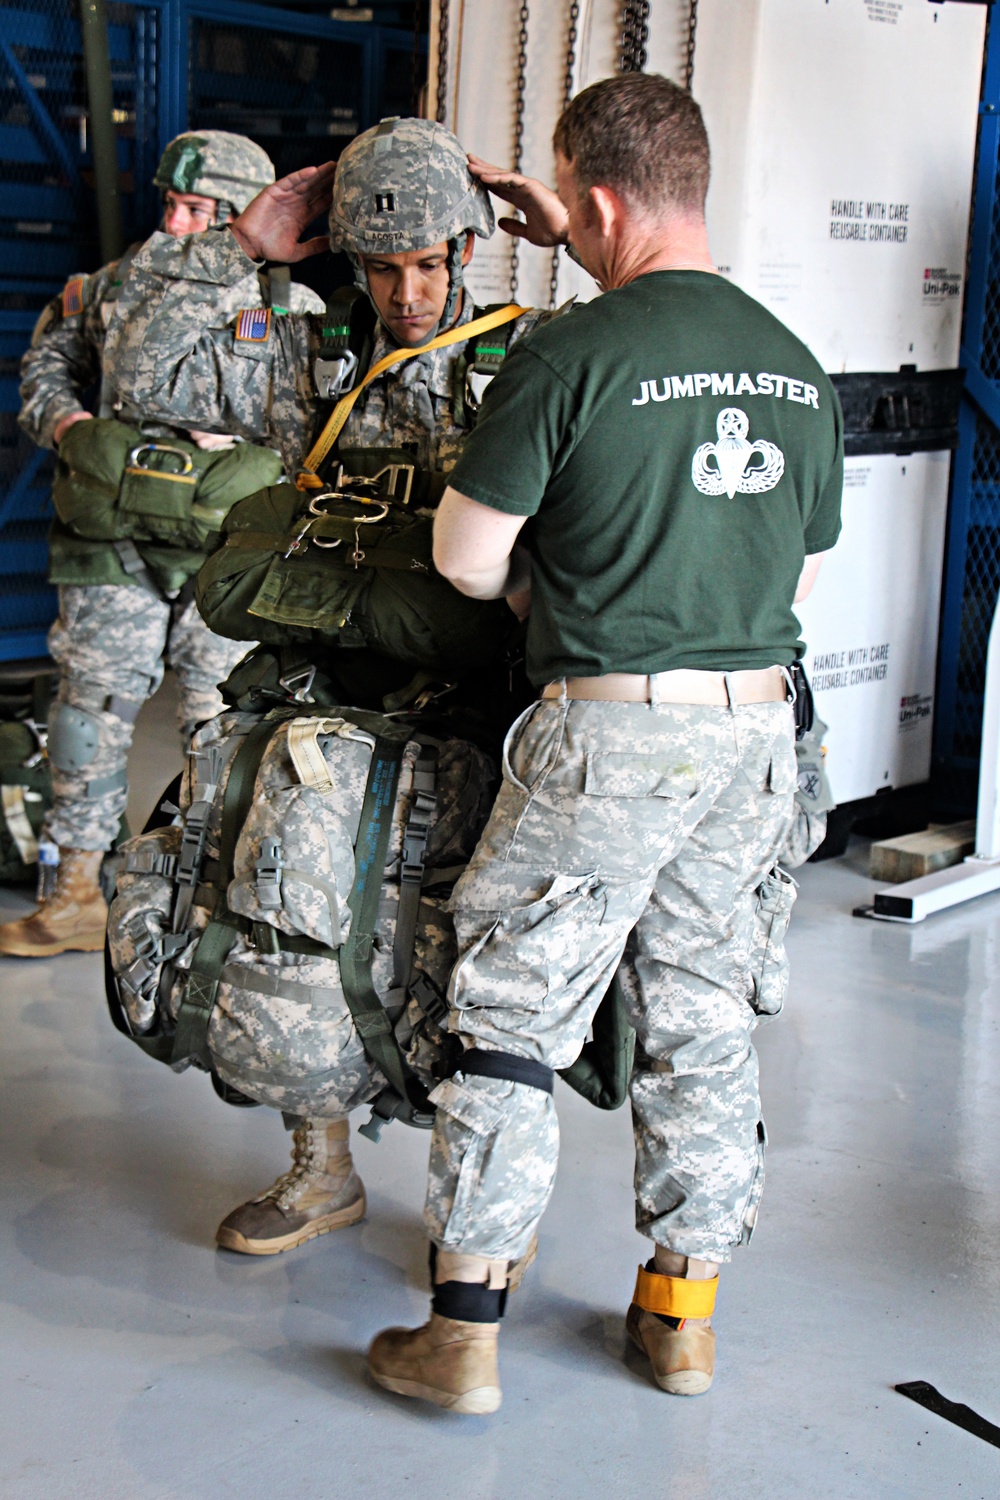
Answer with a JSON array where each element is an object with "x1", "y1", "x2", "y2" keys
[
  {"x1": 196, "y1": 480, "x2": 520, "y2": 676},
  {"x1": 52, "y1": 418, "x2": 284, "y2": 555}
]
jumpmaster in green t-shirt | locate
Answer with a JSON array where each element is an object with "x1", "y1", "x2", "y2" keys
[{"x1": 448, "y1": 270, "x2": 844, "y2": 685}]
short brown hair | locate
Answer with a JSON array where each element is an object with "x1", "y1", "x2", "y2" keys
[{"x1": 552, "y1": 74, "x2": 710, "y2": 218}]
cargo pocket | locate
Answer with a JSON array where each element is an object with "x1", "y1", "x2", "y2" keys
[
  {"x1": 427, "y1": 1072, "x2": 524, "y2": 1244},
  {"x1": 450, "y1": 872, "x2": 609, "y2": 1020},
  {"x1": 740, "y1": 1119, "x2": 767, "y2": 1244},
  {"x1": 749, "y1": 867, "x2": 796, "y2": 1016}
]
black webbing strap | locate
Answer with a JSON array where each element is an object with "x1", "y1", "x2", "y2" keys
[
  {"x1": 895, "y1": 1382, "x2": 1000, "y2": 1449},
  {"x1": 390, "y1": 745, "x2": 438, "y2": 1007},
  {"x1": 460, "y1": 1048, "x2": 555, "y2": 1095},
  {"x1": 170, "y1": 717, "x2": 278, "y2": 1069},
  {"x1": 266, "y1": 264, "x2": 291, "y2": 314},
  {"x1": 338, "y1": 731, "x2": 433, "y2": 1130}
]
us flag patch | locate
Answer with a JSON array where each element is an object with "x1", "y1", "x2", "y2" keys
[
  {"x1": 235, "y1": 307, "x2": 271, "y2": 342},
  {"x1": 62, "y1": 278, "x2": 85, "y2": 318}
]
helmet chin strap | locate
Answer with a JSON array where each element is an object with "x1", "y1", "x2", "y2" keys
[{"x1": 349, "y1": 236, "x2": 467, "y2": 344}]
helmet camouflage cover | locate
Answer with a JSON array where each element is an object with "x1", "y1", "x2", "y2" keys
[
  {"x1": 329, "y1": 117, "x2": 494, "y2": 329},
  {"x1": 329, "y1": 116, "x2": 494, "y2": 257},
  {"x1": 153, "y1": 130, "x2": 275, "y2": 218}
]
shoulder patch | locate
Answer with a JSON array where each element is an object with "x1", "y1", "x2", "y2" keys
[
  {"x1": 234, "y1": 308, "x2": 271, "y2": 343},
  {"x1": 62, "y1": 278, "x2": 85, "y2": 318}
]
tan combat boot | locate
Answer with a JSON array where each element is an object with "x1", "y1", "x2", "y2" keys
[
  {"x1": 0, "y1": 848, "x2": 107, "y2": 957},
  {"x1": 368, "y1": 1250, "x2": 507, "y2": 1414},
  {"x1": 626, "y1": 1255, "x2": 719, "y2": 1395},
  {"x1": 216, "y1": 1118, "x2": 366, "y2": 1255}
]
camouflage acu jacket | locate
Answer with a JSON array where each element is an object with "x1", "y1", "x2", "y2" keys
[
  {"x1": 19, "y1": 246, "x2": 324, "y2": 450},
  {"x1": 102, "y1": 226, "x2": 544, "y2": 478}
]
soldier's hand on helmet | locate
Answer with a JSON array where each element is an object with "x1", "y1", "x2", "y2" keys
[
  {"x1": 229, "y1": 161, "x2": 338, "y2": 264},
  {"x1": 187, "y1": 429, "x2": 236, "y2": 451},
  {"x1": 53, "y1": 411, "x2": 93, "y2": 445},
  {"x1": 467, "y1": 155, "x2": 569, "y2": 247}
]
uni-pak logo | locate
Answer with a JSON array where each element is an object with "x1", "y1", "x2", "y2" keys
[{"x1": 691, "y1": 408, "x2": 785, "y2": 497}]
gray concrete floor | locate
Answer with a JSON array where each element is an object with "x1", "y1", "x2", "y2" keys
[{"x1": 2, "y1": 677, "x2": 999, "y2": 1499}]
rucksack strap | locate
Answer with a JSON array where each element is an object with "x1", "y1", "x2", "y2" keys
[
  {"x1": 388, "y1": 745, "x2": 438, "y2": 1010},
  {"x1": 337, "y1": 729, "x2": 437, "y2": 1138},
  {"x1": 170, "y1": 716, "x2": 278, "y2": 1069},
  {"x1": 297, "y1": 303, "x2": 528, "y2": 491}
]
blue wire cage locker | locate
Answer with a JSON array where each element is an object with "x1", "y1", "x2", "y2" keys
[{"x1": 0, "y1": 0, "x2": 425, "y2": 662}]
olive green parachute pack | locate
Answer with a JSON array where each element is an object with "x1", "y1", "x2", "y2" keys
[
  {"x1": 196, "y1": 470, "x2": 520, "y2": 677},
  {"x1": 51, "y1": 419, "x2": 283, "y2": 596},
  {"x1": 105, "y1": 679, "x2": 634, "y2": 1137}
]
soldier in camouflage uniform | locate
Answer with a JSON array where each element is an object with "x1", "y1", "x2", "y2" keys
[
  {"x1": 367, "y1": 76, "x2": 844, "y2": 1415},
  {"x1": 102, "y1": 118, "x2": 544, "y2": 1261},
  {"x1": 0, "y1": 131, "x2": 324, "y2": 963}
]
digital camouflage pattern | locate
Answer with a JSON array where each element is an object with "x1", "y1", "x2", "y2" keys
[
  {"x1": 44, "y1": 585, "x2": 250, "y2": 850},
  {"x1": 423, "y1": 697, "x2": 797, "y2": 1266},
  {"x1": 20, "y1": 249, "x2": 323, "y2": 450},
  {"x1": 107, "y1": 708, "x2": 497, "y2": 1118},
  {"x1": 330, "y1": 117, "x2": 494, "y2": 325},
  {"x1": 103, "y1": 228, "x2": 543, "y2": 477},
  {"x1": 329, "y1": 117, "x2": 494, "y2": 257},
  {"x1": 153, "y1": 131, "x2": 275, "y2": 217}
]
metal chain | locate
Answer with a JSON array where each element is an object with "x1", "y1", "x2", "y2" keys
[
  {"x1": 619, "y1": 0, "x2": 649, "y2": 74},
  {"x1": 509, "y1": 1, "x2": 530, "y2": 302},
  {"x1": 412, "y1": 0, "x2": 425, "y2": 116},
  {"x1": 683, "y1": 0, "x2": 698, "y2": 92},
  {"x1": 549, "y1": 0, "x2": 580, "y2": 309},
  {"x1": 436, "y1": 0, "x2": 450, "y2": 124}
]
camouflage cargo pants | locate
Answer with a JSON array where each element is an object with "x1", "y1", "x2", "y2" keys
[
  {"x1": 45, "y1": 583, "x2": 251, "y2": 851},
  {"x1": 424, "y1": 694, "x2": 797, "y2": 1265}
]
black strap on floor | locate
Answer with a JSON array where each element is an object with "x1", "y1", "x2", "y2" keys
[
  {"x1": 460, "y1": 1048, "x2": 554, "y2": 1095},
  {"x1": 895, "y1": 1381, "x2": 1000, "y2": 1448}
]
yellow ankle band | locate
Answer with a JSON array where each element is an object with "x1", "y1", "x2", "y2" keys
[{"x1": 632, "y1": 1265, "x2": 718, "y2": 1320}]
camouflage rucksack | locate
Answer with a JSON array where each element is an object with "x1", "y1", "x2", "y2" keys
[
  {"x1": 106, "y1": 689, "x2": 634, "y2": 1133},
  {"x1": 0, "y1": 669, "x2": 53, "y2": 883}
]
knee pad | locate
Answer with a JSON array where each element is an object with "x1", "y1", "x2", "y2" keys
[{"x1": 47, "y1": 700, "x2": 102, "y2": 773}]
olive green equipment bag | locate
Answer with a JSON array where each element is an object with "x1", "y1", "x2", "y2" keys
[
  {"x1": 51, "y1": 418, "x2": 283, "y2": 594},
  {"x1": 196, "y1": 471, "x2": 521, "y2": 677}
]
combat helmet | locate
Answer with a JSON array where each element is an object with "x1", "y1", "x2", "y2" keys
[
  {"x1": 329, "y1": 116, "x2": 494, "y2": 329},
  {"x1": 153, "y1": 130, "x2": 275, "y2": 224}
]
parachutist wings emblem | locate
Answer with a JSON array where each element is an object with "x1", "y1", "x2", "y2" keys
[{"x1": 691, "y1": 407, "x2": 785, "y2": 498}]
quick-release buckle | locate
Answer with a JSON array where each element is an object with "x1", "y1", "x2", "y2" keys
[
  {"x1": 277, "y1": 664, "x2": 317, "y2": 703},
  {"x1": 255, "y1": 836, "x2": 283, "y2": 909},
  {"x1": 314, "y1": 348, "x2": 358, "y2": 401}
]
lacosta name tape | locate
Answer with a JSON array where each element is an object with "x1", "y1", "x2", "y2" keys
[{"x1": 235, "y1": 308, "x2": 271, "y2": 342}]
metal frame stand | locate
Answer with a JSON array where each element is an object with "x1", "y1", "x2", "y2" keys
[{"x1": 859, "y1": 596, "x2": 1000, "y2": 923}]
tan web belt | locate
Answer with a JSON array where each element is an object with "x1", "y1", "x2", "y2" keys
[{"x1": 541, "y1": 666, "x2": 794, "y2": 707}]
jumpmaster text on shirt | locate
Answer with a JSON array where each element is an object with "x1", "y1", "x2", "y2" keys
[{"x1": 632, "y1": 370, "x2": 821, "y2": 408}]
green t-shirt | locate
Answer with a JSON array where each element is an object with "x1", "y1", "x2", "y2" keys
[{"x1": 448, "y1": 271, "x2": 843, "y2": 685}]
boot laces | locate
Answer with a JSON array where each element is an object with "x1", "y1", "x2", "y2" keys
[{"x1": 262, "y1": 1125, "x2": 319, "y2": 1210}]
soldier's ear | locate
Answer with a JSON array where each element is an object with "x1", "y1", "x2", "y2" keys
[{"x1": 460, "y1": 232, "x2": 475, "y2": 267}]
